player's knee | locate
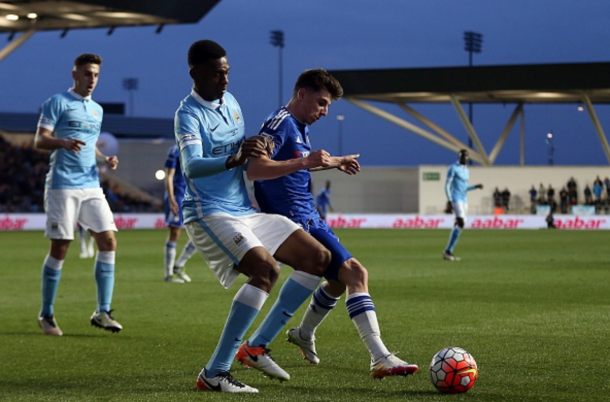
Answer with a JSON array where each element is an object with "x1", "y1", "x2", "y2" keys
[
  {"x1": 310, "y1": 246, "x2": 331, "y2": 277},
  {"x1": 250, "y1": 259, "x2": 280, "y2": 289},
  {"x1": 342, "y1": 259, "x2": 368, "y2": 288}
]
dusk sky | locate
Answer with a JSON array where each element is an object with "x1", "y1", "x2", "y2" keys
[{"x1": 2, "y1": 0, "x2": 610, "y2": 167}]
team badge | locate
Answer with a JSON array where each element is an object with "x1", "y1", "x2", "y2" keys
[
  {"x1": 233, "y1": 233, "x2": 245, "y2": 246},
  {"x1": 233, "y1": 113, "x2": 243, "y2": 125}
]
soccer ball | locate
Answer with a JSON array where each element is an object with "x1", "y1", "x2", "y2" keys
[{"x1": 429, "y1": 347, "x2": 478, "y2": 394}]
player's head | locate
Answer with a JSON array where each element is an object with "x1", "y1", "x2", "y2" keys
[
  {"x1": 72, "y1": 53, "x2": 102, "y2": 97},
  {"x1": 188, "y1": 40, "x2": 229, "y2": 101},
  {"x1": 458, "y1": 149, "x2": 469, "y2": 165},
  {"x1": 289, "y1": 68, "x2": 343, "y2": 125}
]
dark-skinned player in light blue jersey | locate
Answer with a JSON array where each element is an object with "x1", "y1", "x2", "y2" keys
[
  {"x1": 162, "y1": 144, "x2": 197, "y2": 283},
  {"x1": 35, "y1": 53, "x2": 122, "y2": 336},
  {"x1": 241, "y1": 68, "x2": 419, "y2": 380},
  {"x1": 443, "y1": 149, "x2": 483, "y2": 261},
  {"x1": 175, "y1": 40, "x2": 335, "y2": 394}
]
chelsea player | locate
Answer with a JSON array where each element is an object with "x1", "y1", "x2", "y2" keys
[
  {"x1": 163, "y1": 144, "x2": 197, "y2": 283},
  {"x1": 175, "y1": 40, "x2": 332, "y2": 393},
  {"x1": 241, "y1": 68, "x2": 419, "y2": 379},
  {"x1": 35, "y1": 53, "x2": 122, "y2": 336},
  {"x1": 443, "y1": 149, "x2": 483, "y2": 261}
]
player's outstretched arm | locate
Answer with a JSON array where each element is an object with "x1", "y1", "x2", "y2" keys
[{"x1": 247, "y1": 148, "x2": 331, "y2": 181}]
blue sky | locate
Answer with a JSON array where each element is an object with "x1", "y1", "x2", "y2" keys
[{"x1": 2, "y1": 0, "x2": 610, "y2": 166}]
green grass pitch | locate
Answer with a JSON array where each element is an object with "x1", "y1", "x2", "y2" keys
[{"x1": 1, "y1": 228, "x2": 609, "y2": 401}]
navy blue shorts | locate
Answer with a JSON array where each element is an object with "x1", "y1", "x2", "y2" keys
[
  {"x1": 294, "y1": 216, "x2": 352, "y2": 281},
  {"x1": 164, "y1": 194, "x2": 184, "y2": 227}
]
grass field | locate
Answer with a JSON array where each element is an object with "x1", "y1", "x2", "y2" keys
[{"x1": 1, "y1": 228, "x2": 609, "y2": 401}]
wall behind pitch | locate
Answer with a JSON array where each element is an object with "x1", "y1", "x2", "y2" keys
[{"x1": 419, "y1": 165, "x2": 610, "y2": 215}]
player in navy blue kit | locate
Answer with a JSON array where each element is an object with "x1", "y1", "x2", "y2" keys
[
  {"x1": 175, "y1": 40, "x2": 334, "y2": 393},
  {"x1": 163, "y1": 144, "x2": 197, "y2": 283},
  {"x1": 443, "y1": 149, "x2": 483, "y2": 261},
  {"x1": 244, "y1": 68, "x2": 419, "y2": 379},
  {"x1": 315, "y1": 180, "x2": 333, "y2": 220},
  {"x1": 35, "y1": 53, "x2": 122, "y2": 336}
]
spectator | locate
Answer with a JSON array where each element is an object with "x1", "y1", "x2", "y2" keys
[
  {"x1": 593, "y1": 176, "x2": 603, "y2": 204},
  {"x1": 493, "y1": 187, "x2": 502, "y2": 208},
  {"x1": 547, "y1": 184, "x2": 555, "y2": 205},
  {"x1": 567, "y1": 177, "x2": 578, "y2": 205},
  {"x1": 604, "y1": 176, "x2": 610, "y2": 198},
  {"x1": 538, "y1": 183, "x2": 547, "y2": 205},
  {"x1": 559, "y1": 187, "x2": 569, "y2": 214},
  {"x1": 529, "y1": 185, "x2": 537, "y2": 214},
  {"x1": 501, "y1": 187, "x2": 511, "y2": 211},
  {"x1": 584, "y1": 185, "x2": 593, "y2": 205},
  {"x1": 546, "y1": 212, "x2": 556, "y2": 229}
]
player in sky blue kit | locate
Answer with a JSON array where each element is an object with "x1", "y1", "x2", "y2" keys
[
  {"x1": 443, "y1": 149, "x2": 483, "y2": 261},
  {"x1": 163, "y1": 144, "x2": 197, "y2": 283},
  {"x1": 315, "y1": 180, "x2": 333, "y2": 220},
  {"x1": 34, "y1": 53, "x2": 122, "y2": 336},
  {"x1": 175, "y1": 40, "x2": 333, "y2": 394},
  {"x1": 243, "y1": 68, "x2": 419, "y2": 380}
]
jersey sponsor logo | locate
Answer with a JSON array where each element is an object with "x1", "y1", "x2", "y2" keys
[
  {"x1": 233, "y1": 233, "x2": 245, "y2": 246},
  {"x1": 212, "y1": 139, "x2": 243, "y2": 155},
  {"x1": 293, "y1": 151, "x2": 309, "y2": 159}
]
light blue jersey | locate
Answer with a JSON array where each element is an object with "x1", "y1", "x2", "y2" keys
[
  {"x1": 38, "y1": 89, "x2": 103, "y2": 190},
  {"x1": 174, "y1": 89, "x2": 255, "y2": 223},
  {"x1": 445, "y1": 162, "x2": 476, "y2": 202}
]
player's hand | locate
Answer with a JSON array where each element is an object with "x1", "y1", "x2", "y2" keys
[
  {"x1": 307, "y1": 150, "x2": 333, "y2": 169},
  {"x1": 63, "y1": 138, "x2": 86, "y2": 153},
  {"x1": 105, "y1": 156, "x2": 119, "y2": 170},
  {"x1": 233, "y1": 136, "x2": 269, "y2": 166},
  {"x1": 475, "y1": 184, "x2": 484, "y2": 190},
  {"x1": 337, "y1": 154, "x2": 361, "y2": 175},
  {"x1": 169, "y1": 198, "x2": 179, "y2": 216}
]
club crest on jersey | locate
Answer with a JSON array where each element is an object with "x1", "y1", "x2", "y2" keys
[
  {"x1": 233, "y1": 112, "x2": 243, "y2": 125},
  {"x1": 233, "y1": 233, "x2": 245, "y2": 246}
]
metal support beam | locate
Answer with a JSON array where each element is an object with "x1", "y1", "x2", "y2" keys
[
  {"x1": 520, "y1": 108, "x2": 525, "y2": 166},
  {"x1": 581, "y1": 92, "x2": 610, "y2": 164},
  {"x1": 398, "y1": 103, "x2": 469, "y2": 149},
  {"x1": 488, "y1": 103, "x2": 523, "y2": 164},
  {"x1": 0, "y1": 27, "x2": 36, "y2": 63},
  {"x1": 449, "y1": 94, "x2": 491, "y2": 166},
  {"x1": 346, "y1": 97, "x2": 487, "y2": 165}
]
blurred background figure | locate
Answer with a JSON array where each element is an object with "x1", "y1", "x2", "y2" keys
[{"x1": 315, "y1": 180, "x2": 334, "y2": 221}]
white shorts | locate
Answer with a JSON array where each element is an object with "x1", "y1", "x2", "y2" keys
[
  {"x1": 453, "y1": 201, "x2": 468, "y2": 222},
  {"x1": 44, "y1": 188, "x2": 117, "y2": 240},
  {"x1": 184, "y1": 212, "x2": 300, "y2": 289}
]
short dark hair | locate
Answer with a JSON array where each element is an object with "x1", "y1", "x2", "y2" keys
[
  {"x1": 74, "y1": 53, "x2": 102, "y2": 69},
  {"x1": 459, "y1": 149, "x2": 469, "y2": 156},
  {"x1": 188, "y1": 40, "x2": 226, "y2": 68},
  {"x1": 293, "y1": 68, "x2": 343, "y2": 100}
]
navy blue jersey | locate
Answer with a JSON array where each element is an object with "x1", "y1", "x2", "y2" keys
[
  {"x1": 253, "y1": 107, "x2": 317, "y2": 219},
  {"x1": 164, "y1": 144, "x2": 186, "y2": 199}
]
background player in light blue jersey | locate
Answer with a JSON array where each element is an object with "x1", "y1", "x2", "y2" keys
[
  {"x1": 443, "y1": 149, "x2": 483, "y2": 261},
  {"x1": 34, "y1": 54, "x2": 122, "y2": 336},
  {"x1": 245, "y1": 69, "x2": 419, "y2": 380},
  {"x1": 163, "y1": 144, "x2": 197, "y2": 283},
  {"x1": 315, "y1": 180, "x2": 333, "y2": 220},
  {"x1": 175, "y1": 40, "x2": 332, "y2": 394}
]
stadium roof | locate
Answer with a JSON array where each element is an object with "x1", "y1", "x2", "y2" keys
[
  {"x1": 0, "y1": 0, "x2": 221, "y2": 32},
  {"x1": 0, "y1": 0, "x2": 221, "y2": 61},
  {"x1": 329, "y1": 62, "x2": 610, "y2": 165}
]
